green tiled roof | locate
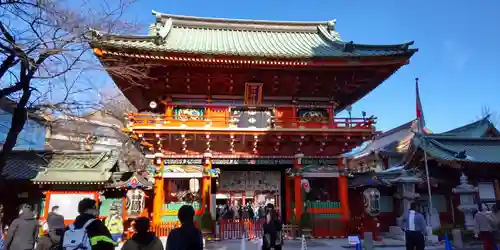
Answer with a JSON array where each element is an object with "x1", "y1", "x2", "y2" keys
[
  {"x1": 91, "y1": 11, "x2": 417, "y2": 59},
  {"x1": 413, "y1": 134, "x2": 500, "y2": 164},
  {"x1": 440, "y1": 116, "x2": 500, "y2": 138},
  {"x1": 32, "y1": 151, "x2": 119, "y2": 183}
]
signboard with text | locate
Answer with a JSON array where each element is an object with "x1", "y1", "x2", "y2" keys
[{"x1": 164, "y1": 159, "x2": 203, "y2": 165}]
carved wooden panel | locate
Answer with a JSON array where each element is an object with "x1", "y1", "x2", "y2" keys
[
  {"x1": 230, "y1": 108, "x2": 273, "y2": 128},
  {"x1": 297, "y1": 108, "x2": 329, "y2": 122},
  {"x1": 218, "y1": 171, "x2": 281, "y2": 192},
  {"x1": 173, "y1": 107, "x2": 205, "y2": 120}
]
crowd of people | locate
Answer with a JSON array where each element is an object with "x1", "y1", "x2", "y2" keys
[
  {"x1": 400, "y1": 201, "x2": 500, "y2": 250},
  {"x1": 0, "y1": 199, "x2": 283, "y2": 250},
  {"x1": 215, "y1": 201, "x2": 273, "y2": 220},
  {"x1": 472, "y1": 201, "x2": 500, "y2": 250}
]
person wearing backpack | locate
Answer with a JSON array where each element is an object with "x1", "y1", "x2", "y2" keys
[
  {"x1": 122, "y1": 217, "x2": 162, "y2": 250},
  {"x1": 60, "y1": 198, "x2": 114, "y2": 250},
  {"x1": 4, "y1": 203, "x2": 39, "y2": 250},
  {"x1": 166, "y1": 205, "x2": 203, "y2": 250}
]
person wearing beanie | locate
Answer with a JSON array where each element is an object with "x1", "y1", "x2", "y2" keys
[
  {"x1": 59, "y1": 198, "x2": 114, "y2": 250},
  {"x1": 122, "y1": 217, "x2": 162, "y2": 250}
]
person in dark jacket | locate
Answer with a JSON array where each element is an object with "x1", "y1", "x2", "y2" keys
[
  {"x1": 59, "y1": 198, "x2": 114, "y2": 250},
  {"x1": 262, "y1": 204, "x2": 282, "y2": 250},
  {"x1": 166, "y1": 205, "x2": 203, "y2": 250},
  {"x1": 47, "y1": 206, "x2": 65, "y2": 233},
  {"x1": 36, "y1": 206, "x2": 65, "y2": 250},
  {"x1": 4, "y1": 203, "x2": 39, "y2": 250},
  {"x1": 122, "y1": 217, "x2": 162, "y2": 250}
]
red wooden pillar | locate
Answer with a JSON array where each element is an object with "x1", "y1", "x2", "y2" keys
[
  {"x1": 338, "y1": 157, "x2": 350, "y2": 220},
  {"x1": 294, "y1": 153, "x2": 303, "y2": 222},
  {"x1": 202, "y1": 153, "x2": 212, "y2": 214},
  {"x1": 153, "y1": 157, "x2": 165, "y2": 224}
]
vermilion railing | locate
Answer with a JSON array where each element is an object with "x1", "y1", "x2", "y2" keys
[
  {"x1": 127, "y1": 114, "x2": 375, "y2": 130},
  {"x1": 218, "y1": 219, "x2": 265, "y2": 240},
  {"x1": 150, "y1": 221, "x2": 180, "y2": 237},
  {"x1": 147, "y1": 218, "x2": 346, "y2": 239}
]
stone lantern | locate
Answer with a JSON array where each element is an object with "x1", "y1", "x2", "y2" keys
[
  {"x1": 392, "y1": 170, "x2": 421, "y2": 214},
  {"x1": 388, "y1": 169, "x2": 421, "y2": 240},
  {"x1": 452, "y1": 173, "x2": 478, "y2": 230}
]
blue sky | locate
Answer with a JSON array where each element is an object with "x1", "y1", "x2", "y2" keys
[{"x1": 115, "y1": 0, "x2": 500, "y2": 133}]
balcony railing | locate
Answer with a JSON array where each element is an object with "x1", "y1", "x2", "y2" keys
[{"x1": 127, "y1": 113, "x2": 375, "y2": 130}]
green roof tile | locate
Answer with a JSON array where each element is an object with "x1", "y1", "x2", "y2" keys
[
  {"x1": 91, "y1": 12, "x2": 417, "y2": 59},
  {"x1": 413, "y1": 134, "x2": 500, "y2": 164},
  {"x1": 32, "y1": 151, "x2": 119, "y2": 183},
  {"x1": 440, "y1": 116, "x2": 500, "y2": 138}
]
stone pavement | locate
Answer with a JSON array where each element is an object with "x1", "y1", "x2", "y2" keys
[{"x1": 114, "y1": 238, "x2": 482, "y2": 250}]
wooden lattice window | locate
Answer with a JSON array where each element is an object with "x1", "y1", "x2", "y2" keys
[{"x1": 244, "y1": 82, "x2": 263, "y2": 106}]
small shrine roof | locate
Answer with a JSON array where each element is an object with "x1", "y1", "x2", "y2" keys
[
  {"x1": 349, "y1": 174, "x2": 391, "y2": 188},
  {"x1": 348, "y1": 120, "x2": 421, "y2": 159},
  {"x1": 32, "y1": 150, "x2": 119, "y2": 184},
  {"x1": 412, "y1": 133, "x2": 500, "y2": 164},
  {"x1": 91, "y1": 11, "x2": 417, "y2": 59},
  {"x1": 439, "y1": 116, "x2": 500, "y2": 138},
  {"x1": 107, "y1": 171, "x2": 153, "y2": 189}
]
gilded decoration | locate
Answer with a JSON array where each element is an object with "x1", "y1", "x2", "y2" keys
[
  {"x1": 173, "y1": 107, "x2": 205, "y2": 121},
  {"x1": 161, "y1": 164, "x2": 219, "y2": 177},
  {"x1": 297, "y1": 108, "x2": 329, "y2": 122}
]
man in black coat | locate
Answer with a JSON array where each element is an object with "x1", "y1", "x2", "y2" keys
[
  {"x1": 4, "y1": 203, "x2": 39, "y2": 250},
  {"x1": 47, "y1": 206, "x2": 65, "y2": 241}
]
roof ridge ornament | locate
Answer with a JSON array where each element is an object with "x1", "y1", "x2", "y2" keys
[
  {"x1": 154, "y1": 17, "x2": 172, "y2": 45},
  {"x1": 326, "y1": 19, "x2": 336, "y2": 31},
  {"x1": 88, "y1": 28, "x2": 102, "y2": 40}
]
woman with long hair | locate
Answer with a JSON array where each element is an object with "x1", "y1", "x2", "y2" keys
[
  {"x1": 474, "y1": 202, "x2": 497, "y2": 250},
  {"x1": 262, "y1": 204, "x2": 282, "y2": 250}
]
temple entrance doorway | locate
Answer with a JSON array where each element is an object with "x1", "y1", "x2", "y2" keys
[{"x1": 213, "y1": 165, "x2": 289, "y2": 239}]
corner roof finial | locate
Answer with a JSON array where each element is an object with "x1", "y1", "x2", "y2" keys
[
  {"x1": 327, "y1": 19, "x2": 336, "y2": 31},
  {"x1": 152, "y1": 10, "x2": 162, "y2": 22}
]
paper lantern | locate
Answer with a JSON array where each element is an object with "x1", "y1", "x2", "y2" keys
[
  {"x1": 189, "y1": 178, "x2": 200, "y2": 193},
  {"x1": 301, "y1": 179, "x2": 311, "y2": 193}
]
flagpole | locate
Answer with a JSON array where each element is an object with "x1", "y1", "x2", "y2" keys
[
  {"x1": 416, "y1": 77, "x2": 434, "y2": 227},
  {"x1": 423, "y1": 147, "x2": 434, "y2": 226}
]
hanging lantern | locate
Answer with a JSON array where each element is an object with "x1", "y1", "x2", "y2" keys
[
  {"x1": 189, "y1": 178, "x2": 200, "y2": 193},
  {"x1": 301, "y1": 179, "x2": 311, "y2": 193}
]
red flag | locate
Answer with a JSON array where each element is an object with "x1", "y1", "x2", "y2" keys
[{"x1": 416, "y1": 77, "x2": 426, "y2": 132}]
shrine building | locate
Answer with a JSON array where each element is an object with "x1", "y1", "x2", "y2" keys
[{"x1": 91, "y1": 11, "x2": 417, "y2": 237}]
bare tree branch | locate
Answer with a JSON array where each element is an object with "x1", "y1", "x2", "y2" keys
[{"x1": 0, "y1": 0, "x2": 150, "y2": 183}]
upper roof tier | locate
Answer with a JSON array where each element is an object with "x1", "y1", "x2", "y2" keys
[{"x1": 91, "y1": 11, "x2": 417, "y2": 59}]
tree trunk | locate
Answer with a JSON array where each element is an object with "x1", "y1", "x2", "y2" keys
[{"x1": 0, "y1": 87, "x2": 31, "y2": 188}]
